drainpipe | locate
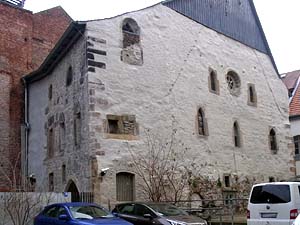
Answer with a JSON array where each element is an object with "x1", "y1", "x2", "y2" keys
[{"x1": 22, "y1": 77, "x2": 29, "y2": 188}]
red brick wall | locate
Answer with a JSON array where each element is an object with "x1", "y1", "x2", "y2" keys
[
  {"x1": 32, "y1": 7, "x2": 72, "y2": 69},
  {"x1": 0, "y1": 2, "x2": 71, "y2": 191}
]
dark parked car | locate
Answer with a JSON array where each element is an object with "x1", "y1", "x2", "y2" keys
[
  {"x1": 112, "y1": 202, "x2": 207, "y2": 225},
  {"x1": 34, "y1": 202, "x2": 133, "y2": 225}
]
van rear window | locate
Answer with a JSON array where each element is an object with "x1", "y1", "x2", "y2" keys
[{"x1": 250, "y1": 185, "x2": 291, "y2": 204}]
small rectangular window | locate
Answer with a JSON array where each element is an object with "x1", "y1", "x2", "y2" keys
[
  {"x1": 107, "y1": 115, "x2": 137, "y2": 135},
  {"x1": 224, "y1": 175, "x2": 230, "y2": 187}
]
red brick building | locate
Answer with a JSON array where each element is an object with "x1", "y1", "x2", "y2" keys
[{"x1": 0, "y1": 0, "x2": 72, "y2": 191}]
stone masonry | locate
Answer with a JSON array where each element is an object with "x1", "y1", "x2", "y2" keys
[
  {"x1": 0, "y1": 1, "x2": 71, "y2": 191},
  {"x1": 26, "y1": 1, "x2": 294, "y2": 206}
]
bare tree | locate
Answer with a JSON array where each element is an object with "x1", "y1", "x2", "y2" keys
[
  {"x1": 128, "y1": 126, "x2": 197, "y2": 203},
  {"x1": 0, "y1": 153, "x2": 52, "y2": 225}
]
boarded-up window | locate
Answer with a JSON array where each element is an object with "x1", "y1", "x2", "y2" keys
[
  {"x1": 116, "y1": 172, "x2": 135, "y2": 201},
  {"x1": 121, "y1": 18, "x2": 143, "y2": 65}
]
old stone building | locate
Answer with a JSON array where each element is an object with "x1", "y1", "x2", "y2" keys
[
  {"x1": 24, "y1": 0, "x2": 294, "y2": 205},
  {"x1": 0, "y1": 0, "x2": 72, "y2": 191}
]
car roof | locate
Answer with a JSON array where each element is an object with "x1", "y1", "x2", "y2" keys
[
  {"x1": 115, "y1": 202, "x2": 175, "y2": 206},
  {"x1": 45, "y1": 202, "x2": 100, "y2": 208},
  {"x1": 253, "y1": 182, "x2": 300, "y2": 187}
]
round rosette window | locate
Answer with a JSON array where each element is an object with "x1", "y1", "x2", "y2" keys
[{"x1": 226, "y1": 71, "x2": 241, "y2": 96}]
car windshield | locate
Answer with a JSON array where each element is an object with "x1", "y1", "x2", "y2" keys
[
  {"x1": 69, "y1": 205, "x2": 113, "y2": 219},
  {"x1": 250, "y1": 184, "x2": 291, "y2": 204},
  {"x1": 147, "y1": 203, "x2": 188, "y2": 216}
]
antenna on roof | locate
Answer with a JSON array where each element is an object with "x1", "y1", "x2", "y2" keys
[{"x1": 1, "y1": 0, "x2": 26, "y2": 8}]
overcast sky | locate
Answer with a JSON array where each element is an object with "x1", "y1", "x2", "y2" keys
[{"x1": 24, "y1": 0, "x2": 300, "y2": 74}]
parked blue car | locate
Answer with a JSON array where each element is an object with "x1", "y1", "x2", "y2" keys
[{"x1": 34, "y1": 202, "x2": 133, "y2": 225}]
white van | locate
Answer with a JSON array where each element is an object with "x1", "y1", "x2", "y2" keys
[{"x1": 247, "y1": 182, "x2": 300, "y2": 225}]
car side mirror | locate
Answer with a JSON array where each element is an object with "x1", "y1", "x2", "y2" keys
[
  {"x1": 58, "y1": 214, "x2": 69, "y2": 221},
  {"x1": 143, "y1": 214, "x2": 153, "y2": 219}
]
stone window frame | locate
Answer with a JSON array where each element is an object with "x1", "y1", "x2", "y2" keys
[
  {"x1": 66, "y1": 65, "x2": 73, "y2": 87},
  {"x1": 208, "y1": 68, "x2": 220, "y2": 95},
  {"x1": 226, "y1": 70, "x2": 241, "y2": 96},
  {"x1": 233, "y1": 121, "x2": 242, "y2": 148},
  {"x1": 269, "y1": 127, "x2": 278, "y2": 154},
  {"x1": 105, "y1": 114, "x2": 138, "y2": 140},
  {"x1": 196, "y1": 107, "x2": 209, "y2": 137},
  {"x1": 247, "y1": 83, "x2": 257, "y2": 107},
  {"x1": 116, "y1": 172, "x2": 135, "y2": 201}
]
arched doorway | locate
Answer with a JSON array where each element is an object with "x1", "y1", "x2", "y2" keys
[{"x1": 65, "y1": 180, "x2": 80, "y2": 202}]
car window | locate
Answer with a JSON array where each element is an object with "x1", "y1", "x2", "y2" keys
[
  {"x1": 135, "y1": 204, "x2": 153, "y2": 217},
  {"x1": 69, "y1": 205, "x2": 111, "y2": 219},
  {"x1": 147, "y1": 203, "x2": 188, "y2": 216},
  {"x1": 250, "y1": 184, "x2": 291, "y2": 204},
  {"x1": 57, "y1": 207, "x2": 67, "y2": 217},
  {"x1": 118, "y1": 204, "x2": 135, "y2": 215},
  {"x1": 43, "y1": 206, "x2": 59, "y2": 218}
]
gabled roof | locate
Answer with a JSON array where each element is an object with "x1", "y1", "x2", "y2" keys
[
  {"x1": 163, "y1": 0, "x2": 279, "y2": 75},
  {"x1": 23, "y1": 21, "x2": 86, "y2": 83},
  {"x1": 282, "y1": 70, "x2": 300, "y2": 90},
  {"x1": 282, "y1": 70, "x2": 300, "y2": 118}
]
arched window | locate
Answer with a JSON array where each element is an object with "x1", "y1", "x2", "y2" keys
[
  {"x1": 116, "y1": 172, "x2": 135, "y2": 201},
  {"x1": 66, "y1": 66, "x2": 73, "y2": 86},
  {"x1": 294, "y1": 135, "x2": 300, "y2": 155},
  {"x1": 269, "y1": 128, "x2": 277, "y2": 152},
  {"x1": 226, "y1": 71, "x2": 241, "y2": 96},
  {"x1": 198, "y1": 108, "x2": 205, "y2": 135},
  {"x1": 121, "y1": 18, "x2": 143, "y2": 65},
  {"x1": 233, "y1": 121, "x2": 241, "y2": 147}
]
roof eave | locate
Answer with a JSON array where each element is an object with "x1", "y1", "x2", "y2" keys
[{"x1": 249, "y1": 0, "x2": 280, "y2": 77}]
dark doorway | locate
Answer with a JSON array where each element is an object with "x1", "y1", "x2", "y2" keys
[{"x1": 66, "y1": 180, "x2": 80, "y2": 202}]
